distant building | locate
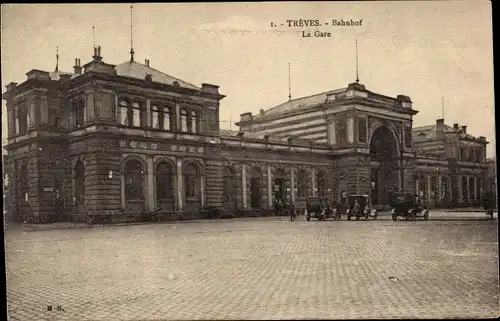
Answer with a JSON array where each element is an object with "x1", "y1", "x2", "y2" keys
[{"x1": 2, "y1": 46, "x2": 492, "y2": 224}]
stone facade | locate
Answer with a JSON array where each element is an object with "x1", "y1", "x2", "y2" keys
[{"x1": 2, "y1": 49, "x2": 492, "y2": 225}]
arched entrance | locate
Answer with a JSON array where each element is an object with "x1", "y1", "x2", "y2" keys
[
  {"x1": 274, "y1": 168, "x2": 286, "y2": 201},
  {"x1": 369, "y1": 126, "x2": 400, "y2": 205},
  {"x1": 249, "y1": 167, "x2": 262, "y2": 208}
]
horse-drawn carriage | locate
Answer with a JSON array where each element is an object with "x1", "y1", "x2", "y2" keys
[
  {"x1": 390, "y1": 192, "x2": 429, "y2": 221},
  {"x1": 345, "y1": 195, "x2": 378, "y2": 221},
  {"x1": 305, "y1": 197, "x2": 340, "y2": 221}
]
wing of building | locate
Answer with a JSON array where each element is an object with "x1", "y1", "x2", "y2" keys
[{"x1": 2, "y1": 47, "x2": 491, "y2": 225}]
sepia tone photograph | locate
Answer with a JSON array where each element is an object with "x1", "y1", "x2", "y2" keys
[{"x1": 1, "y1": 1, "x2": 498, "y2": 320}]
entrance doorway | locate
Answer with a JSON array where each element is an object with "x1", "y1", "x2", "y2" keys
[{"x1": 369, "y1": 126, "x2": 400, "y2": 206}]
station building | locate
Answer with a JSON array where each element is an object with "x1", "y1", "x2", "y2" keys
[{"x1": 2, "y1": 46, "x2": 491, "y2": 224}]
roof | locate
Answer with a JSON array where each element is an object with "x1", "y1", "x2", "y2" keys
[
  {"x1": 412, "y1": 123, "x2": 477, "y2": 141},
  {"x1": 114, "y1": 61, "x2": 200, "y2": 90},
  {"x1": 257, "y1": 88, "x2": 347, "y2": 118},
  {"x1": 49, "y1": 70, "x2": 80, "y2": 81}
]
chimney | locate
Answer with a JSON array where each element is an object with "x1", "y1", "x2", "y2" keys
[
  {"x1": 93, "y1": 46, "x2": 103, "y2": 63},
  {"x1": 145, "y1": 73, "x2": 152, "y2": 81},
  {"x1": 461, "y1": 125, "x2": 467, "y2": 134},
  {"x1": 145, "y1": 59, "x2": 150, "y2": 67},
  {"x1": 260, "y1": 109, "x2": 265, "y2": 116},
  {"x1": 73, "y1": 58, "x2": 82, "y2": 74},
  {"x1": 5, "y1": 82, "x2": 18, "y2": 91},
  {"x1": 453, "y1": 123, "x2": 459, "y2": 130}
]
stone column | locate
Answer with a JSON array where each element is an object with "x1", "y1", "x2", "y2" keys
[
  {"x1": 146, "y1": 156, "x2": 154, "y2": 210},
  {"x1": 473, "y1": 176, "x2": 477, "y2": 201},
  {"x1": 415, "y1": 177, "x2": 419, "y2": 196},
  {"x1": 176, "y1": 158, "x2": 184, "y2": 211},
  {"x1": 466, "y1": 175, "x2": 470, "y2": 203},
  {"x1": 241, "y1": 164, "x2": 247, "y2": 209},
  {"x1": 311, "y1": 167, "x2": 316, "y2": 197},
  {"x1": 290, "y1": 166, "x2": 296, "y2": 202},
  {"x1": 347, "y1": 117, "x2": 354, "y2": 144},
  {"x1": 427, "y1": 174, "x2": 431, "y2": 206},
  {"x1": 200, "y1": 174, "x2": 206, "y2": 207},
  {"x1": 437, "y1": 174, "x2": 442, "y2": 205},
  {"x1": 146, "y1": 99, "x2": 151, "y2": 128},
  {"x1": 267, "y1": 164, "x2": 273, "y2": 207},
  {"x1": 175, "y1": 102, "x2": 181, "y2": 132},
  {"x1": 121, "y1": 170, "x2": 126, "y2": 209}
]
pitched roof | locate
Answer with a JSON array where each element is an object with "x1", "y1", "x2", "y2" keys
[
  {"x1": 114, "y1": 61, "x2": 200, "y2": 90},
  {"x1": 257, "y1": 88, "x2": 347, "y2": 118}
]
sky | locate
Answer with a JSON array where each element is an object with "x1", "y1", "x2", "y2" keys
[{"x1": 1, "y1": 2, "x2": 496, "y2": 157}]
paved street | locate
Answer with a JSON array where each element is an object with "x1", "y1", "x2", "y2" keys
[{"x1": 5, "y1": 213, "x2": 500, "y2": 320}]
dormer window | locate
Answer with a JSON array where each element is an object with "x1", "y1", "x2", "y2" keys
[
  {"x1": 145, "y1": 73, "x2": 152, "y2": 82},
  {"x1": 418, "y1": 132, "x2": 426, "y2": 137}
]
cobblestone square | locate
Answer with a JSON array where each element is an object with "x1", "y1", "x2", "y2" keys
[{"x1": 5, "y1": 215, "x2": 500, "y2": 320}]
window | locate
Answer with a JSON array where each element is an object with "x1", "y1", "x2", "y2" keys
[
  {"x1": 297, "y1": 170, "x2": 308, "y2": 197},
  {"x1": 125, "y1": 160, "x2": 144, "y2": 201},
  {"x1": 184, "y1": 163, "x2": 199, "y2": 199},
  {"x1": 152, "y1": 105, "x2": 160, "y2": 129},
  {"x1": 75, "y1": 160, "x2": 85, "y2": 204},
  {"x1": 317, "y1": 170, "x2": 327, "y2": 197},
  {"x1": 190, "y1": 111, "x2": 198, "y2": 134},
  {"x1": 336, "y1": 120, "x2": 347, "y2": 145},
  {"x1": 181, "y1": 109, "x2": 188, "y2": 132},
  {"x1": 156, "y1": 162, "x2": 174, "y2": 200},
  {"x1": 119, "y1": 100, "x2": 129, "y2": 126},
  {"x1": 152, "y1": 105, "x2": 171, "y2": 131},
  {"x1": 75, "y1": 100, "x2": 85, "y2": 128},
  {"x1": 132, "y1": 102, "x2": 141, "y2": 127},
  {"x1": 18, "y1": 105, "x2": 28, "y2": 135},
  {"x1": 162, "y1": 107, "x2": 171, "y2": 131},
  {"x1": 119, "y1": 100, "x2": 142, "y2": 127},
  {"x1": 357, "y1": 117, "x2": 367, "y2": 143}
]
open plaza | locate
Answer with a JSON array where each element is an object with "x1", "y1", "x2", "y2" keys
[{"x1": 5, "y1": 213, "x2": 499, "y2": 320}]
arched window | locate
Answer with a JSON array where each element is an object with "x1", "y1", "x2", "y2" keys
[
  {"x1": 469, "y1": 177, "x2": 475, "y2": 200},
  {"x1": 461, "y1": 176, "x2": 468, "y2": 202},
  {"x1": 162, "y1": 107, "x2": 171, "y2": 131},
  {"x1": 75, "y1": 99, "x2": 85, "y2": 128},
  {"x1": 19, "y1": 164, "x2": 29, "y2": 202},
  {"x1": 119, "y1": 100, "x2": 129, "y2": 126},
  {"x1": 184, "y1": 163, "x2": 199, "y2": 199},
  {"x1": 18, "y1": 105, "x2": 28, "y2": 135},
  {"x1": 152, "y1": 105, "x2": 160, "y2": 129},
  {"x1": 75, "y1": 160, "x2": 85, "y2": 204},
  {"x1": 125, "y1": 159, "x2": 144, "y2": 200},
  {"x1": 297, "y1": 170, "x2": 308, "y2": 198},
  {"x1": 190, "y1": 110, "x2": 198, "y2": 134},
  {"x1": 132, "y1": 102, "x2": 141, "y2": 127},
  {"x1": 156, "y1": 162, "x2": 174, "y2": 200},
  {"x1": 181, "y1": 109, "x2": 188, "y2": 132},
  {"x1": 317, "y1": 170, "x2": 327, "y2": 197}
]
